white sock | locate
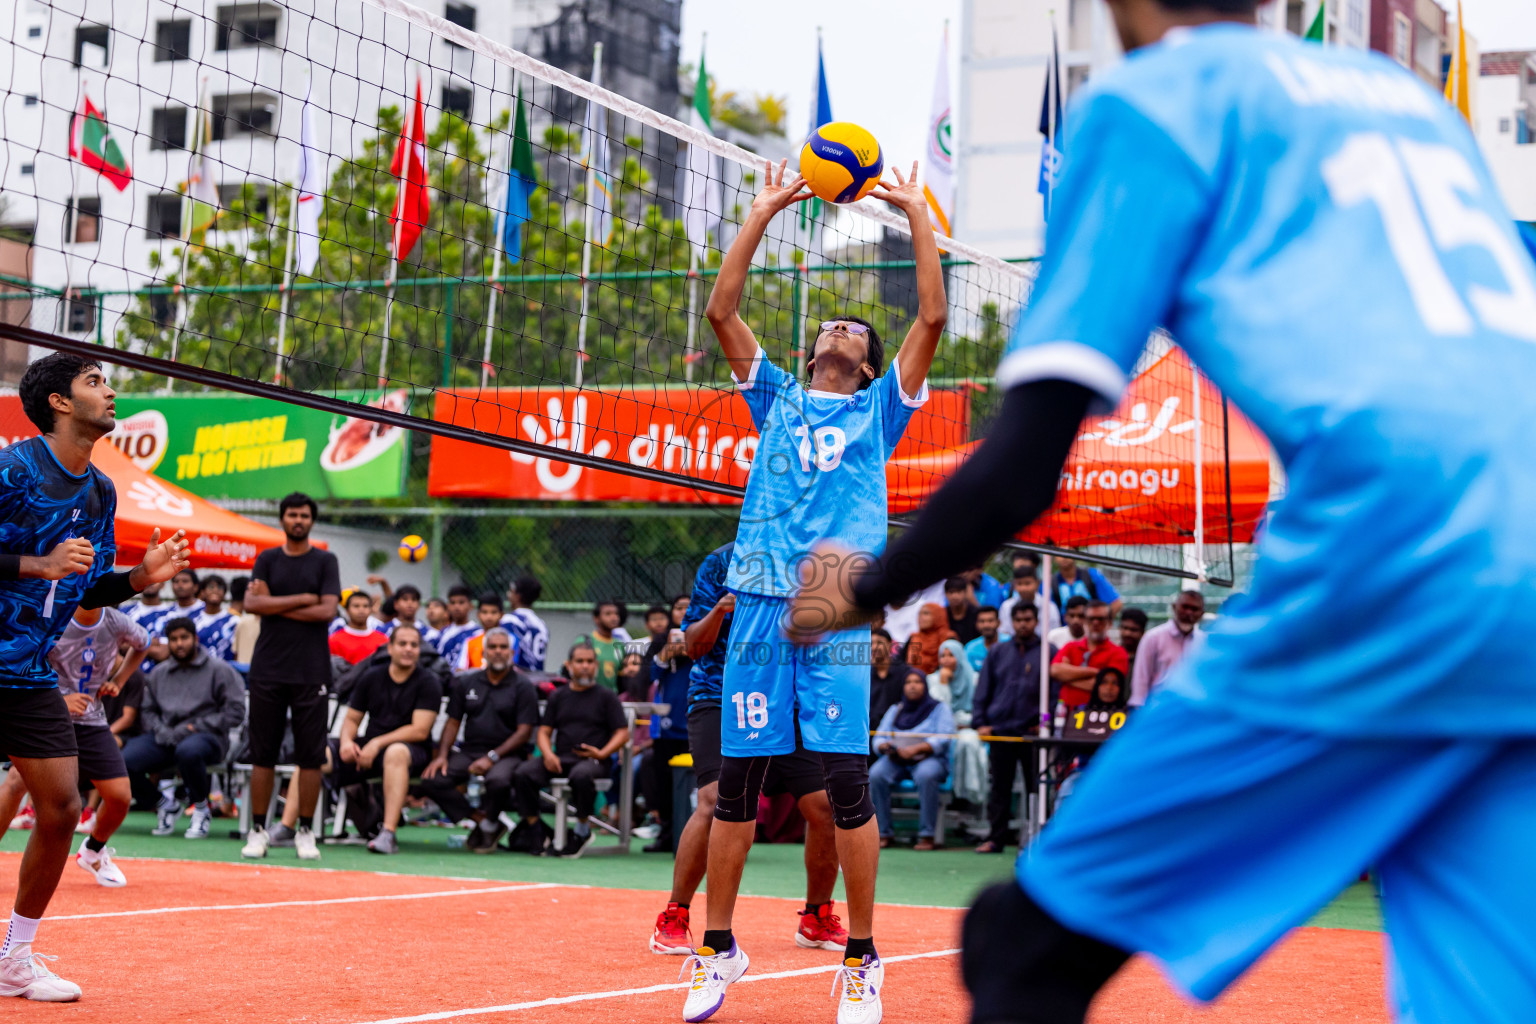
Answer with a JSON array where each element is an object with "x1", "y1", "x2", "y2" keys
[
  {"x1": 2, "y1": 912, "x2": 40, "y2": 956},
  {"x1": 158, "y1": 780, "x2": 177, "y2": 805},
  {"x1": 194, "y1": 801, "x2": 210, "y2": 813},
  {"x1": 478, "y1": 817, "x2": 499, "y2": 832},
  {"x1": 572, "y1": 821, "x2": 591, "y2": 838}
]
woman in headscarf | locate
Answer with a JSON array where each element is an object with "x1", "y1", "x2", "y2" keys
[
  {"x1": 928, "y1": 638, "x2": 977, "y2": 723},
  {"x1": 905, "y1": 602, "x2": 956, "y2": 675},
  {"x1": 1056, "y1": 665, "x2": 1132, "y2": 803},
  {"x1": 869, "y1": 668, "x2": 955, "y2": 851}
]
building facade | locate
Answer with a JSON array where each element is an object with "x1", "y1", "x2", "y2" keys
[{"x1": 1477, "y1": 51, "x2": 1536, "y2": 220}]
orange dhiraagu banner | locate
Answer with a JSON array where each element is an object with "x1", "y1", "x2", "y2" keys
[{"x1": 427, "y1": 385, "x2": 971, "y2": 502}]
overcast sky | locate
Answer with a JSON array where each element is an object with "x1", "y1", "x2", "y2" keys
[{"x1": 679, "y1": 0, "x2": 1535, "y2": 173}]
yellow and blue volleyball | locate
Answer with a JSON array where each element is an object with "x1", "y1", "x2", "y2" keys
[
  {"x1": 799, "y1": 122, "x2": 884, "y2": 205},
  {"x1": 398, "y1": 535, "x2": 428, "y2": 563}
]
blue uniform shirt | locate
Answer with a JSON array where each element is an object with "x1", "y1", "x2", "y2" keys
[
  {"x1": 682, "y1": 542, "x2": 733, "y2": 710},
  {"x1": 998, "y1": 26, "x2": 1536, "y2": 735},
  {"x1": 194, "y1": 608, "x2": 238, "y2": 662},
  {"x1": 0, "y1": 437, "x2": 119, "y2": 689},
  {"x1": 727, "y1": 349, "x2": 927, "y2": 598}
]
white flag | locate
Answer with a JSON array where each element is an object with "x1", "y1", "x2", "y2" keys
[
  {"x1": 294, "y1": 85, "x2": 325, "y2": 276},
  {"x1": 924, "y1": 25, "x2": 954, "y2": 237},
  {"x1": 682, "y1": 50, "x2": 723, "y2": 259}
]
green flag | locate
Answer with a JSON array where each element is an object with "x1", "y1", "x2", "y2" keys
[
  {"x1": 1304, "y1": 3, "x2": 1326, "y2": 42},
  {"x1": 68, "y1": 94, "x2": 132, "y2": 192}
]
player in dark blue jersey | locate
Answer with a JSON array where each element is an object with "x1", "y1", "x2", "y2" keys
[{"x1": 0, "y1": 354, "x2": 189, "y2": 1001}]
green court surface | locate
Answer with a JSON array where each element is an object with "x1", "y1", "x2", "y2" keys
[{"x1": 1, "y1": 812, "x2": 1384, "y2": 930}]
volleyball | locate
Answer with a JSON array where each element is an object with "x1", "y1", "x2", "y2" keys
[
  {"x1": 799, "y1": 122, "x2": 884, "y2": 204},
  {"x1": 398, "y1": 535, "x2": 428, "y2": 563}
]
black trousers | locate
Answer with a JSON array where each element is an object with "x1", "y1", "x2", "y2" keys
[
  {"x1": 512, "y1": 754, "x2": 607, "y2": 821},
  {"x1": 986, "y1": 738, "x2": 1035, "y2": 846},
  {"x1": 416, "y1": 750, "x2": 520, "y2": 823},
  {"x1": 641, "y1": 738, "x2": 691, "y2": 838}
]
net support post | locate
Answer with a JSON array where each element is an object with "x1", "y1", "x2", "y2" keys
[{"x1": 1036, "y1": 552, "x2": 1053, "y2": 836}]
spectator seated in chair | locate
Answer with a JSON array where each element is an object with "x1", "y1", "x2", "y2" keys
[
  {"x1": 121, "y1": 617, "x2": 245, "y2": 839},
  {"x1": 869, "y1": 668, "x2": 954, "y2": 851},
  {"x1": 508, "y1": 643, "x2": 629, "y2": 859},
  {"x1": 325, "y1": 624, "x2": 442, "y2": 855},
  {"x1": 418, "y1": 628, "x2": 540, "y2": 852}
]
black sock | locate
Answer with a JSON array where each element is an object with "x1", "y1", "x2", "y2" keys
[
  {"x1": 844, "y1": 936, "x2": 877, "y2": 963},
  {"x1": 299, "y1": 816, "x2": 315, "y2": 831},
  {"x1": 252, "y1": 813, "x2": 268, "y2": 830},
  {"x1": 701, "y1": 929, "x2": 733, "y2": 953},
  {"x1": 804, "y1": 901, "x2": 823, "y2": 916},
  {"x1": 84, "y1": 836, "x2": 106, "y2": 853},
  {"x1": 674, "y1": 901, "x2": 689, "y2": 910}
]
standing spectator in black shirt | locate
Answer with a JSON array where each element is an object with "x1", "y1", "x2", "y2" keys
[
  {"x1": 1118, "y1": 607, "x2": 1148, "y2": 681},
  {"x1": 944, "y1": 577, "x2": 981, "y2": 644},
  {"x1": 868, "y1": 629, "x2": 905, "y2": 736},
  {"x1": 240, "y1": 492, "x2": 341, "y2": 863},
  {"x1": 972, "y1": 603, "x2": 1054, "y2": 854},
  {"x1": 328, "y1": 625, "x2": 442, "y2": 855},
  {"x1": 419, "y1": 628, "x2": 539, "y2": 852},
  {"x1": 509, "y1": 643, "x2": 629, "y2": 858}
]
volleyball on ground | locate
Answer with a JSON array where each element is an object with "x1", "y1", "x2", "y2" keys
[
  {"x1": 799, "y1": 122, "x2": 884, "y2": 204},
  {"x1": 398, "y1": 535, "x2": 428, "y2": 563}
]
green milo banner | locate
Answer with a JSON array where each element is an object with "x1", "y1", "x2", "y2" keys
[{"x1": 106, "y1": 391, "x2": 409, "y2": 500}]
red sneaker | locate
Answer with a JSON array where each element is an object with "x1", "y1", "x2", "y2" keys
[
  {"x1": 9, "y1": 805, "x2": 36, "y2": 831},
  {"x1": 795, "y1": 902, "x2": 849, "y2": 951},
  {"x1": 74, "y1": 806, "x2": 96, "y2": 835},
  {"x1": 649, "y1": 902, "x2": 692, "y2": 955}
]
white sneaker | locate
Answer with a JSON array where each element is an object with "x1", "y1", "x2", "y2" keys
[
  {"x1": 294, "y1": 825, "x2": 321, "y2": 861},
  {"x1": 151, "y1": 799, "x2": 182, "y2": 837},
  {"x1": 680, "y1": 941, "x2": 748, "y2": 1023},
  {"x1": 241, "y1": 825, "x2": 270, "y2": 859},
  {"x1": 76, "y1": 844, "x2": 127, "y2": 887},
  {"x1": 184, "y1": 804, "x2": 213, "y2": 839},
  {"x1": 0, "y1": 945, "x2": 81, "y2": 1002},
  {"x1": 831, "y1": 955, "x2": 883, "y2": 1024}
]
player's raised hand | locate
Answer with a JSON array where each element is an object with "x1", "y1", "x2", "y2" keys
[
  {"x1": 786, "y1": 540, "x2": 880, "y2": 646},
  {"x1": 749, "y1": 158, "x2": 814, "y2": 218},
  {"x1": 869, "y1": 160, "x2": 926, "y2": 217},
  {"x1": 137, "y1": 528, "x2": 191, "y2": 587},
  {"x1": 36, "y1": 537, "x2": 96, "y2": 580}
]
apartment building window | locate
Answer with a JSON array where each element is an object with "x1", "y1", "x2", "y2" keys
[
  {"x1": 1500, "y1": 117, "x2": 1512, "y2": 133},
  {"x1": 1346, "y1": 0, "x2": 1364, "y2": 38},
  {"x1": 66, "y1": 197, "x2": 101, "y2": 244},
  {"x1": 1413, "y1": 21, "x2": 1440, "y2": 76},
  {"x1": 1285, "y1": 0, "x2": 1304, "y2": 35},
  {"x1": 20, "y1": 163, "x2": 34, "y2": 176},
  {"x1": 155, "y1": 20, "x2": 192, "y2": 61},
  {"x1": 444, "y1": 2, "x2": 476, "y2": 41},
  {"x1": 147, "y1": 194, "x2": 182, "y2": 239},
  {"x1": 73, "y1": 23, "x2": 109, "y2": 67},
  {"x1": 148, "y1": 291, "x2": 174, "y2": 327},
  {"x1": 442, "y1": 85, "x2": 472, "y2": 119},
  {"x1": 211, "y1": 92, "x2": 278, "y2": 140},
  {"x1": 24, "y1": 95, "x2": 38, "y2": 106},
  {"x1": 218, "y1": 183, "x2": 269, "y2": 218},
  {"x1": 150, "y1": 106, "x2": 188, "y2": 150},
  {"x1": 215, "y1": 4, "x2": 280, "y2": 50},
  {"x1": 1392, "y1": 12, "x2": 1411, "y2": 66},
  {"x1": 26, "y1": 25, "x2": 40, "y2": 37},
  {"x1": 59, "y1": 295, "x2": 95, "y2": 335}
]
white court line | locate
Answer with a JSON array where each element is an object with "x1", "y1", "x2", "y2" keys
[
  {"x1": 349, "y1": 947, "x2": 963, "y2": 1024},
  {"x1": 4, "y1": 881, "x2": 565, "y2": 923}
]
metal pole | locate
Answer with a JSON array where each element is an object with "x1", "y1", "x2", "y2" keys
[
  {"x1": 1191, "y1": 354, "x2": 1207, "y2": 583},
  {"x1": 440, "y1": 282, "x2": 456, "y2": 386},
  {"x1": 792, "y1": 264, "x2": 806, "y2": 379},
  {"x1": 574, "y1": 42, "x2": 604, "y2": 389},
  {"x1": 429, "y1": 508, "x2": 444, "y2": 599},
  {"x1": 273, "y1": 178, "x2": 300, "y2": 384},
  {"x1": 1036, "y1": 552, "x2": 1053, "y2": 836},
  {"x1": 683, "y1": 246, "x2": 699, "y2": 382},
  {"x1": 480, "y1": 71, "x2": 515, "y2": 390}
]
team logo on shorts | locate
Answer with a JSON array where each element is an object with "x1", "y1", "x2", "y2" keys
[{"x1": 824, "y1": 700, "x2": 842, "y2": 722}]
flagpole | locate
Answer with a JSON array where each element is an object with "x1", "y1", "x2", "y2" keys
[
  {"x1": 63, "y1": 81, "x2": 84, "y2": 330},
  {"x1": 168, "y1": 77, "x2": 210, "y2": 391},
  {"x1": 481, "y1": 72, "x2": 517, "y2": 391},
  {"x1": 1046, "y1": 14, "x2": 1058, "y2": 223},
  {"x1": 274, "y1": 178, "x2": 300, "y2": 385},
  {"x1": 379, "y1": 75, "x2": 417, "y2": 388},
  {"x1": 574, "y1": 41, "x2": 604, "y2": 389},
  {"x1": 684, "y1": 245, "x2": 699, "y2": 382},
  {"x1": 1191, "y1": 358, "x2": 1207, "y2": 583}
]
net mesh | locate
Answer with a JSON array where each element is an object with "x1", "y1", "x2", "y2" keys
[{"x1": 0, "y1": 0, "x2": 1252, "y2": 583}]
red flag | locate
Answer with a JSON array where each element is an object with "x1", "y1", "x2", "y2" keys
[
  {"x1": 69, "y1": 94, "x2": 132, "y2": 192},
  {"x1": 388, "y1": 79, "x2": 431, "y2": 262}
]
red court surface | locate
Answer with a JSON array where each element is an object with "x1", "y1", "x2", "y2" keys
[{"x1": 0, "y1": 853, "x2": 1388, "y2": 1023}]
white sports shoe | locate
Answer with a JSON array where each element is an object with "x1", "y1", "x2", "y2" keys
[
  {"x1": 0, "y1": 946, "x2": 81, "y2": 1002},
  {"x1": 151, "y1": 798, "x2": 182, "y2": 837},
  {"x1": 831, "y1": 955, "x2": 883, "y2": 1024},
  {"x1": 680, "y1": 941, "x2": 748, "y2": 1023},
  {"x1": 184, "y1": 804, "x2": 213, "y2": 839},
  {"x1": 294, "y1": 825, "x2": 321, "y2": 861},
  {"x1": 76, "y1": 844, "x2": 127, "y2": 887},
  {"x1": 240, "y1": 825, "x2": 270, "y2": 859}
]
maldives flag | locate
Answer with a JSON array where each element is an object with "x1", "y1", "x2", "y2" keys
[
  {"x1": 69, "y1": 94, "x2": 131, "y2": 192},
  {"x1": 387, "y1": 78, "x2": 431, "y2": 262}
]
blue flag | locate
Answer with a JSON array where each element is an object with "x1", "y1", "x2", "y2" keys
[
  {"x1": 1037, "y1": 24, "x2": 1063, "y2": 221},
  {"x1": 502, "y1": 88, "x2": 537, "y2": 259},
  {"x1": 800, "y1": 35, "x2": 834, "y2": 242}
]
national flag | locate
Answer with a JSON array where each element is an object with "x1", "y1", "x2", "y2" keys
[
  {"x1": 388, "y1": 78, "x2": 431, "y2": 262},
  {"x1": 68, "y1": 94, "x2": 131, "y2": 192},
  {"x1": 924, "y1": 25, "x2": 954, "y2": 237},
  {"x1": 798, "y1": 34, "x2": 833, "y2": 247},
  {"x1": 1037, "y1": 23, "x2": 1063, "y2": 223},
  {"x1": 294, "y1": 82, "x2": 325, "y2": 275},
  {"x1": 500, "y1": 88, "x2": 538, "y2": 259},
  {"x1": 580, "y1": 85, "x2": 614, "y2": 248},
  {"x1": 1444, "y1": 0, "x2": 1470, "y2": 121},
  {"x1": 682, "y1": 46, "x2": 724, "y2": 259},
  {"x1": 1304, "y1": 1, "x2": 1326, "y2": 42},
  {"x1": 183, "y1": 84, "x2": 221, "y2": 248}
]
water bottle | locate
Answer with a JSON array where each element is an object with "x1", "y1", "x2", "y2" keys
[
  {"x1": 467, "y1": 775, "x2": 484, "y2": 809},
  {"x1": 1052, "y1": 700, "x2": 1067, "y2": 737}
]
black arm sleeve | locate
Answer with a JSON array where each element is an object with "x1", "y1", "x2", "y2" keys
[
  {"x1": 80, "y1": 571, "x2": 140, "y2": 610},
  {"x1": 853, "y1": 378, "x2": 1095, "y2": 612},
  {"x1": 0, "y1": 554, "x2": 19, "y2": 581}
]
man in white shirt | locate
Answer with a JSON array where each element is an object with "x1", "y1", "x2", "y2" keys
[
  {"x1": 501, "y1": 576, "x2": 549, "y2": 671},
  {"x1": 1129, "y1": 590, "x2": 1206, "y2": 706},
  {"x1": 998, "y1": 566, "x2": 1061, "y2": 642}
]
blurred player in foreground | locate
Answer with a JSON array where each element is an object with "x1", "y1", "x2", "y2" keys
[
  {"x1": 0, "y1": 354, "x2": 189, "y2": 1001},
  {"x1": 791, "y1": 0, "x2": 1536, "y2": 1021}
]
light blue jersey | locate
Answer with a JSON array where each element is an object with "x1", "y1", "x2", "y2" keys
[
  {"x1": 727, "y1": 348, "x2": 927, "y2": 598},
  {"x1": 194, "y1": 608, "x2": 238, "y2": 662},
  {"x1": 999, "y1": 26, "x2": 1536, "y2": 737}
]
